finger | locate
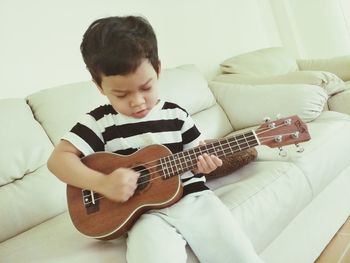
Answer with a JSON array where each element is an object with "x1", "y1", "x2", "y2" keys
[
  {"x1": 202, "y1": 153, "x2": 217, "y2": 170},
  {"x1": 197, "y1": 154, "x2": 213, "y2": 172},
  {"x1": 197, "y1": 159, "x2": 204, "y2": 173},
  {"x1": 211, "y1": 155, "x2": 223, "y2": 166}
]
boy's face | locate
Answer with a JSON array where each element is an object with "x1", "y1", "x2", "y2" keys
[{"x1": 97, "y1": 59, "x2": 160, "y2": 118}]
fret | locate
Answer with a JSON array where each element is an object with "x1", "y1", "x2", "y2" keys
[
  {"x1": 206, "y1": 145, "x2": 217, "y2": 155},
  {"x1": 222, "y1": 138, "x2": 232, "y2": 156},
  {"x1": 237, "y1": 134, "x2": 248, "y2": 149},
  {"x1": 165, "y1": 156, "x2": 173, "y2": 178},
  {"x1": 234, "y1": 136, "x2": 241, "y2": 151},
  {"x1": 243, "y1": 133, "x2": 250, "y2": 150},
  {"x1": 173, "y1": 154, "x2": 183, "y2": 174},
  {"x1": 211, "y1": 141, "x2": 222, "y2": 156},
  {"x1": 170, "y1": 155, "x2": 178, "y2": 174},
  {"x1": 226, "y1": 137, "x2": 234, "y2": 154},
  {"x1": 177, "y1": 152, "x2": 187, "y2": 173},
  {"x1": 184, "y1": 149, "x2": 195, "y2": 170},
  {"x1": 160, "y1": 156, "x2": 170, "y2": 179}
]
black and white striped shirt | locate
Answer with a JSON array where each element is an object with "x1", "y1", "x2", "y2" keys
[{"x1": 63, "y1": 99, "x2": 208, "y2": 196}]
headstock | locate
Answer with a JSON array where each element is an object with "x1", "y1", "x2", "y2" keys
[{"x1": 255, "y1": 115, "x2": 311, "y2": 149}]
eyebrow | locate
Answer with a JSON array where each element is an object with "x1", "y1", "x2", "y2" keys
[
  {"x1": 139, "y1": 78, "x2": 153, "y2": 88},
  {"x1": 112, "y1": 78, "x2": 153, "y2": 93}
]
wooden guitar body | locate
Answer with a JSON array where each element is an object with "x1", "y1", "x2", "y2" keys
[{"x1": 67, "y1": 144, "x2": 183, "y2": 240}]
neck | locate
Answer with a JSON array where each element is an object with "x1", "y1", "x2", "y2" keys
[{"x1": 160, "y1": 130, "x2": 259, "y2": 178}]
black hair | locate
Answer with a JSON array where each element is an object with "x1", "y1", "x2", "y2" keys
[{"x1": 80, "y1": 16, "x2": 159, "y2": 86}]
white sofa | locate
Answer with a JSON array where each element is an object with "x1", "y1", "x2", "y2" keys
[{"x1": 1, "y1": 49, "x2": 350, "y2": 263}]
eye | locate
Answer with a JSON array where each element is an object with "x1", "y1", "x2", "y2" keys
[
  {"x1": 142, "y1": 86, "x2": 152, "y2": 91},
  {"x1": 115, "y1": 93, "x2": 127, "y2": 98}
]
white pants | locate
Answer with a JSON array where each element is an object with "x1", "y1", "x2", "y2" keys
[{"x1": 126, "y1": 190, "x2": 263, "y2": 263}]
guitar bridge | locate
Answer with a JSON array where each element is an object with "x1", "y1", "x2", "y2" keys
[{"x1": 82, "y1": 189, "x2": 100, "y2": 214}]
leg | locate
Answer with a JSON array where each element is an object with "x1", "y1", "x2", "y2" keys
[
  {"x1": 126, "y1": 212, "x2": 187, "y2": 263},
  {"x1": 167, "y1": 191, "x2": 263, "y2": 263}
]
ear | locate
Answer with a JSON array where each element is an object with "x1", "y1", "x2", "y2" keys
[{"x1": 92, "y1": 79, "x2": 105, "y2": 95}]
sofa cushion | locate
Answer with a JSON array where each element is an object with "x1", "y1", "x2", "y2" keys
[
  {"x1": 214, "y1": 70, "x2": 346, "y2": 96},
  {"x1": 27, "y1": 65, "x2": 227, "y2": 145},
  {"x1": 158, "y1": 64, "x2": 216, "y2": 115},
  {"x1": 209, "y1": 82, "x2": 328, "y2": 130},
  {"x1": 208, "y1": 161, "x2": 312, "y2": 253},
  {"x1": 220, "y1": 47, "x2": 298, "y2": 77},
  {"x1": 297, "y1": 55, "x2": 350, "y2": 81},
  {"x1": 0, "y1": 99, "x2": 66, "y2": 242},
  {"x1": 328, "y1": 88, "x2": 350, "y2": 115},
  {"x1": 26, "y1": 81, "x2": 108, "y2": 146},
  {"x1": 0, "y1": 166, "x2": 66, "y2": 242},
  {"x1": 0, "y1": 212, "x2": 199, "y2": 263},
  {"x1": 0, "y1": 99, "x2": 53, "y2": 186}
]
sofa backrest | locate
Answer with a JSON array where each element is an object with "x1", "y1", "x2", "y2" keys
[
  {"x1": 0, "y1": 99, "x2": 66, "y2": 242},
  {"x1": 27, "y1": 64, "x2": 233, "y2": 146}
]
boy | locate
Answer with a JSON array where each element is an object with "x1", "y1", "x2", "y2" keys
[{"x1": 48, "y1": 16, "x2": 263, "y2": 263}]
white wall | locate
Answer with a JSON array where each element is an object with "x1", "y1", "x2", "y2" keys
[
  {"x1": 270, "y1": 0, "x2": 350, "y2": 58},
  {"x1": 0, "y1": 0, "x2": 280, "y2": 98},
  {"x1": 1, "y1": 0, "x2": 350, "y2": 99}
]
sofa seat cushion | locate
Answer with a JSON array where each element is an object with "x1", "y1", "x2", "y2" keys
[
  {"x1": 256, "y1": 111, "x2": 350, "y2": 195},
  {"x1": 0, "y1": 161, "x2": 310, "y2": 262},
  {"x1": 0, "y1": 212, "x2": 199, "y2": 263},
  {"x1": 208, "y1": 161, "x2": 311, "y2": 252},
  {"x1": 0, "y1": 165, "x2": 67, "y2": 242}
]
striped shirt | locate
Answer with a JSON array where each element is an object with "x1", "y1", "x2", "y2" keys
[{"x1": 63, "y1": 99, "x2": 208, "y2": 196}]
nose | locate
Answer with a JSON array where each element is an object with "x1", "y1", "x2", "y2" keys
[{"x1": 130, "y1": 92, "x2": 145, "y2": 107}]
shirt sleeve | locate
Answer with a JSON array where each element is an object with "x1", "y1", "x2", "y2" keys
[{"x1": 62, "y1": 114, "x2": 105, "y2": 156}]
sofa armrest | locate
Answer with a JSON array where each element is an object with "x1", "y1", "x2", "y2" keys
[
  {"x1": 328, "y1": 89, "x2": 350, "y2": 115},
  {"x1": 297, "y1": 55, "x2": 350, "y2": 81}
]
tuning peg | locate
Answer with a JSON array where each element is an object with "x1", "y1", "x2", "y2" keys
[
  {"x1": 276, "y1": 113, "x2": 283, "y2": 120},
  {"x1": 278, "y1": 147, "x2": 287, "y2": 157},
  {"x1": 291, "y1": 131, "x2": 299, "y2": 138},
  {"x1": 295, "y1": 143, "x2": 304, "y2": 153},
  {"x1": 263, "y1": 117, "x2": 271, "y2": 123},
  {"x1": 274, "y1": 135, "x2": 283, "y2": 143},
  {"x1": 284, "y1": 118, "x2": 292, "y2": 126}
]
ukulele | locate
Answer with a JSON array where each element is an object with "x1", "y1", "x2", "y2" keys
[{"x1": 67, "y1": 115, "x2": 310, "y2": 240}]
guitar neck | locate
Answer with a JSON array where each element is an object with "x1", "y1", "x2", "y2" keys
[{"x1": 160, "y1": 130, "x2": 259, "y2": 178}]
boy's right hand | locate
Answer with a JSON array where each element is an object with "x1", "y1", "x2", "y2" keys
[{"x1": 99, "y1": 168, "x2": 140, "y2": 203}]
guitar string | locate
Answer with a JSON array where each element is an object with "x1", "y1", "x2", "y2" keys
[
  {"x1": 122, "y1": 122, "x2": 289, "y2": 180},
  {"x1": 83, "y1": 133, "x2": 292, "y2": 205},
  {"x1": 126, "y1": 122, "x2": 287, "y2": 172}
]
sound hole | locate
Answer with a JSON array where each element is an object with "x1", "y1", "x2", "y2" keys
[{"x1": 133, "y1": 166, "x2": 150, "y2": 191}]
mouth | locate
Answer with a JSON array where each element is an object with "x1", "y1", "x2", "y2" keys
[{"x1": 132, "y1": 109, "x2": 149, "y2": 118}]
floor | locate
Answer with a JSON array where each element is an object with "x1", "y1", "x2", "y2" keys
[{"x1": 315, "y1": 217, "x2": 350, "y2": 263}]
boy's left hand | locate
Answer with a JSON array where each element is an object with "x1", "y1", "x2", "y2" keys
[{"x1": 194, "y1": 141, "x2": 223, "y2": 174}]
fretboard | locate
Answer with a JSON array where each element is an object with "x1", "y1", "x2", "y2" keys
[{"x1": 160, "y1": 130, "x2": 259, "y2": 178}]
